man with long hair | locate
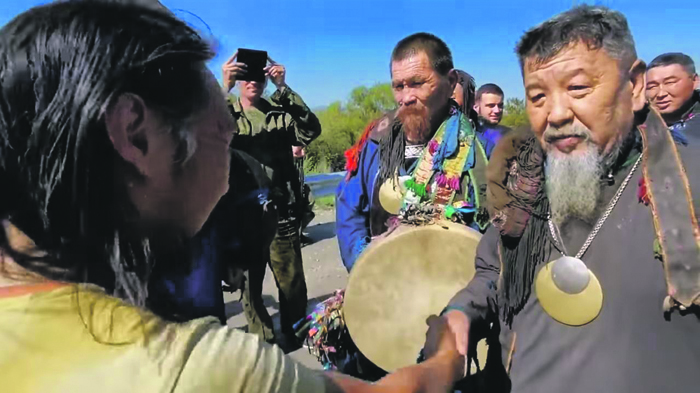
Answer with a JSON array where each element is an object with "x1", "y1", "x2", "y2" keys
[{"x1": 0, "y1": 2, "x2": 464, "y2": 391}]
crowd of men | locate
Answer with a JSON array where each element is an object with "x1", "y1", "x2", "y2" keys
[{"x1": 0, "y1": 1, "x2": 698, "y2": 392}]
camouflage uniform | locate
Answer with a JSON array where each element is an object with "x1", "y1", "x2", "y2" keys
[{"x1": 229, "y1": 86, "x2": 321, "y2": 341}]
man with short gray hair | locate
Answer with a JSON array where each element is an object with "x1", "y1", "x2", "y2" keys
[{"x1": 423, "y1": 5, "x2": 700, "y2": 392}]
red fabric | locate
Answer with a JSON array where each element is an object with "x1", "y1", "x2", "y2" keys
[
  {"x1": 344, "y1": 119, "x2": 379, "y2": 180},
  {"x1": 638, "y1": 176, "x2": 651, "y2": 206}
]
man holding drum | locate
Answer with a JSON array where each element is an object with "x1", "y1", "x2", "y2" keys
[
  {"x1": 328, "y1": 33, "x2": 493, "y2": 381},
  {"x1": 337, "y1": 32, "x2": 491, "y2": 272},
  {"x1": 425, "y1": 5, "x2": 700, "y2": 393}
]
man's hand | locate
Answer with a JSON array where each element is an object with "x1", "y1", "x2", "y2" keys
[
  {"x1": 423, "y1": 310, "x2": 470, "y2": 359},
  {"x1": 443, "y1": 310, "x2": 470, "y2": 356},
  {"x1": 292, "y1": 146, "x2": 305, "y2": 158},
  {"x1": 265, "y1": 56, "x2": 286, "y2": 89},
  {"x1": 324, "y1": 314, "x2": 467, "y2": 393},
  {"x1": 222, "y1": 265, "x2": 245, "y2": 293},
  {"x1": 222, "y1": 51, "x2": 247, "y2": 92}
]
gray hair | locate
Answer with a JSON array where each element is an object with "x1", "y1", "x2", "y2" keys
[{"x1": 516, "y1": 5, "x2": 637, "y2": 73}]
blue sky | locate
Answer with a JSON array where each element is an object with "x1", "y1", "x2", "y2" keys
[{"x1": 1, "y1": 0, "x2": 698, "y2": 108}]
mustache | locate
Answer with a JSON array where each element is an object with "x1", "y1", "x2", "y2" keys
[
  {"x1": 397, "y1": 104, "x2": 427, "y2": 118},
  {"x1": 397, "y1": 104, "x2": 431, "y2": 143},
  {"x1": 543, "y1": 124, "x2": 592, "y2": 144}
]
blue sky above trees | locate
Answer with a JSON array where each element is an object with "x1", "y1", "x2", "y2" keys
[{"x1": 1, "y1": 0, "x2": 698, "y2": 108}]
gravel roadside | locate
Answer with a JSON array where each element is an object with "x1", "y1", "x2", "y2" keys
[{"x1": 223, "y1": 208, "x2": 346, "y2": 370}]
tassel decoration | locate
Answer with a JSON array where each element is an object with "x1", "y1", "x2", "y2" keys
[
  {"x1": 449, "y1": 176, "x2": 460, "y2": 190},
  {"x1": 428, "y1": 139, "x2": 440, "y2": 154},
  {"x1": 405, "y1": 178, "x2": 427, "y2": 197},
  {"x1": 436, "y1": 173, "x2": 460, "y2": 190},
  {"x1": 405, "y1": 178, "x2": 416, "y2": 190},
  {"x1": 436, "y1": 172, "x2": 448, "y2": 186}
]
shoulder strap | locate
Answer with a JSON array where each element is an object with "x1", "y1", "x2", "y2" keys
[{"x1": 640, "y1": 107, "x2": 700, "y2": 308}]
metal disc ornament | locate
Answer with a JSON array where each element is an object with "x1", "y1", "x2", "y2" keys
[
  {"x1": 535, "y1": 256, "x2": 603, "y2": 326},
  {"x1": 378, "y1": 176, "x2": 411, "y2": 215}
]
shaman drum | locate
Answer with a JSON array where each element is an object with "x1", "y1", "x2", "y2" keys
[{"x1": 343, "y1": 221, "x2": 487, "y2": 373}]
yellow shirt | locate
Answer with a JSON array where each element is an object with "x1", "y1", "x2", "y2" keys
[{"x1": 0, "y1": 284, "x2": 326, "y2": 393}]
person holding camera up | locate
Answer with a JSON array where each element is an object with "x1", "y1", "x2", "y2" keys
[{"x1": 222, "y1": 51, "x2": 321, "y2": 348}]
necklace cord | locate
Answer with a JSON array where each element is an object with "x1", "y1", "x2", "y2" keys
[{"x1": 549, "y1": 154, "x2": 642, "y2": 259}]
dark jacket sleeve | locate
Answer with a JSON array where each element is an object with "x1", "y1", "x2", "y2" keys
[
  {"x1": 335, "y1": 141, "x2": 379, "y2": 271},
  {"x1": 270, "y1": 86, "x2": 322, "y2": 146},
  {"x1": 445, "y1": 225, "x2": 501, "y2": 340}
]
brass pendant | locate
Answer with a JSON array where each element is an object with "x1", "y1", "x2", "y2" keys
[
  {"x1": 535, "y1": 256, "x2": 603, "y2": 326},
  {"x1": 378, "y1": 176, "x2": 411, "y2": 214}
]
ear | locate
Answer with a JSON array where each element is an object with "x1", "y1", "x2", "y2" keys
[
  {"x1": 447, "y1": 69, "x2": 458, "y2": 92},
  {"x1": 629, "y1": 59, "x2": 647, "y2": 112},
  {"x1": 2, "y1": 220, "x2": 36, "y2": 255},
  {"x1": 693, "y1": 73, "x2": 699, "y2": 90},
  {"x1": 104, "y1": 93, "x2": 151, "y2": 175}
]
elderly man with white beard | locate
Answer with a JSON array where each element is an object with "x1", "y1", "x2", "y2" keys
[{"x1": 422, "y1": 5, "x2": 700, "y2": 393}]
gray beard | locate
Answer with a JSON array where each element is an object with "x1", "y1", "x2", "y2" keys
[
  {"x1": 545, "y1": 141, "x2": 605, "y2": 226},
  {"x1": 545, "y1": 137, "x2": 628, "y2": 227}
]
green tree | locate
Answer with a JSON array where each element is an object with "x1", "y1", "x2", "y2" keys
[
  {"x1": 500, "y1": 98, "x2": 530, "y2": 129},
  {"x1": 346, "y1": 83, "x2": 396, "y2": 117}
]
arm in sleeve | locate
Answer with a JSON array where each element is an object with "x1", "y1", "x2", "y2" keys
[
  {"x1": 335, "y1": 142, "x2": 378, "y2": 271},
  {"x1": 444, "y1": 225, "x2": 501, "y2": 341},
  {"x1": 227, "y1": 96, "x2": 243, "y2": 121},
  {"x1": 171, "y1": 320, "x2": 460, "y2": 393},
  {"x1": 172, "y1": 321, "x2": 327, "y2": 393},
  {"x1": 271, "y1": 86, "x2": 322, "y2": 146}
]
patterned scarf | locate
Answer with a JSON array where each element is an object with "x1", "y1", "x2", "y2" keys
[{"x1": 403, "y1": 106, "x2": 475, "y2": 209}]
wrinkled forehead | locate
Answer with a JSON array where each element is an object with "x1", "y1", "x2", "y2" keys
[
  {"x1": 391, "y1": 51, "x2": 435, "y2": 80},
  {"x1": 522, "y1": 38, "x2": 627, "y2": 71},
  {"x1": 523, "y1": 43, "x2": 622, "y2": 84}
]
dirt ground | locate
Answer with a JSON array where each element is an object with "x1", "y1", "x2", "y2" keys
[{"x1": 223, "y1": 208, "x2": 346, "y2": 370}]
